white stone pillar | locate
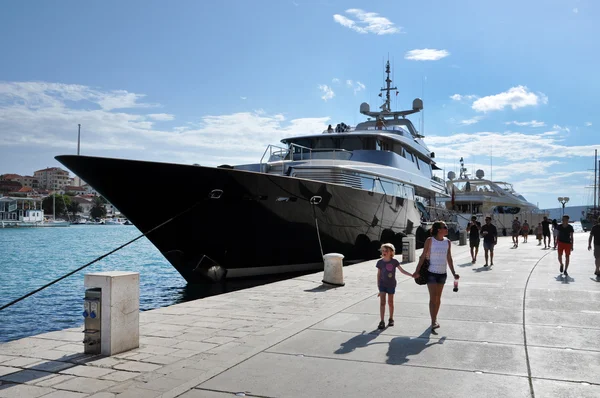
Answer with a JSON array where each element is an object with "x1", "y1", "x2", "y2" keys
[
  {"x1": 84, "y1": 271, "x2": 139, "y2": 356},
  {"x1": 322, "y1": 253, "x2": 345, "y2": 286}
]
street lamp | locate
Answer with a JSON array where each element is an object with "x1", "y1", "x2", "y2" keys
[{"x1": 558, "y1": 197, "x2": 570, "y2": 217}]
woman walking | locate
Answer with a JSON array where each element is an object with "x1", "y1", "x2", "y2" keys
[{"x1": 414, "y1": 221, "x2": 460, "y2": 330}]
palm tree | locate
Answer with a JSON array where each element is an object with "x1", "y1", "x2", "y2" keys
[
  {"x1": 90, "y1": 196, "x2": 107, "y2": 219},
  {"x1": 68, "y1": 201, "x2": 83, "y2": 218}
]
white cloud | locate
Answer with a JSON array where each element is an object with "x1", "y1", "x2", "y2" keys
[
  {"x1": 147, "y1": 113, "x2": 175, "y2": 121},
  {"x1": 405, "y1": 49, "x2": 450, "y2": 61},
  {"x1": 0, "y1": 80, "x2": 331, "y2": 171},
  {"x1": 333, "y1": 9, "x2": 401, "y2": 35},
  {"x1": 553, "y1": 124, "x2": 570, "y2": 133},
  {"x1": 585, "y1": 122, "x2": 592, "y2": 127},
  {"x1": 573, "y1": 8, "x2": 578, "y2": 13},
  {"x1": 332, "y1": 78, "x2": 340, "y2": 84},
  {"x1": 426, "y1": 131, "x2": 597, "y2": 162},
  {"x1": 240, "y1": 96, "x2": 247, "y2": 100},
  {"x1": 355, "y1": 81, "x2": 366, "y2": 94},
  {"x1": 450, "y1": 94, "x2": 477, "y2": 101},
  {"x1": 459, "y1": 117, "x2": 483, "y2": 125},
  {"x1": 318, "y1": 84, "x2": 335, "y2": 101},
  {"x1": 505, "y1": 120, "x2": 545, "y2": 127},
  {"x1": 472, "y1": 86, "x2": 548, "y2": 112},
  {"x1": 345, "y1": 80, "x2": 365, "y2": 95}
]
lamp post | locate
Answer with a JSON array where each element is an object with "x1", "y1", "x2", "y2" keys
[{"x1": 557, "y1": 197, "x2": 569, "y2": 217}]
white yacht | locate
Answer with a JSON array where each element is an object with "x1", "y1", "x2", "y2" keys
[{"x1": 439, "y1": 158, "x2": 547, "y2": 233}]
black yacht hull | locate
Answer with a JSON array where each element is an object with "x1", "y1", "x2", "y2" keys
[{"x1": 56, "y1": 155, "x2": 421, "y2": 283}]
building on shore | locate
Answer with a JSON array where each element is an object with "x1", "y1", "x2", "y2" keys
[{"x1": 33, "y1": 167, "x2": 73, "y2": 190}]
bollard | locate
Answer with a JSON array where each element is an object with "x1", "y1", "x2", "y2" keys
[
  {"x1": 459, "y1": 230, "x2": 467, "y2": 246},
  {"x1": 322, "y1": 253, "x2": 345, "y2": 286},
  {"x1": 84, "y1": 271, "x2": 139, "y2": 356}
]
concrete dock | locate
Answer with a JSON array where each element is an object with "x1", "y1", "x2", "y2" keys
[{"x1": 1, "y1": 233, "x2": 599, "y2": 397}]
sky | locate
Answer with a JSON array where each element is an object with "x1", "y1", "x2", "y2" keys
[{"x1": 1, "y1": 0, "x2": 599, "y2": 209}]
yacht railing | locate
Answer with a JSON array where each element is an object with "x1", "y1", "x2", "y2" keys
[{"x1": 260, "y1": 143, "x2": 351, "y2": 174}]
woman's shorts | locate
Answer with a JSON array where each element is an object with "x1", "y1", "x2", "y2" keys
[
  {"x1": 483, "y1": 241, "x2": 495, "y2": 251},
  {"x1": 427, "y1": 272, "x2": 447, "y2": 284},
  {"x1": 379, "y1": 285, "x2": 396, "y2": 294}
]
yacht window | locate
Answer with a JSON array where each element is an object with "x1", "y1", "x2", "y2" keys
[
  {"x1": 392, "y1": 142, "x2": 405, "y2": 157},
  {"x1": 313, "y1": 137, "x2": 337, "y2": 149},
  {"x1": 418, "y1": 158, "x2": 431, "y2": 174},
  {"x1": 379, "y1": 139, "x2": 392, "y2": 152},
  {"x1": 337, "y1": 136, "x2": 363, "y2": 151},
  {"x1": 406, "y1": 150, "x2": 415, "y2": 163}
]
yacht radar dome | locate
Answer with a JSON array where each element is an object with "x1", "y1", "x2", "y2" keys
[
  {"x1": 447, "y1": 171, "x2": 456, "y2": 180},
  {"x1": 476, "y1": 169, "x2": 485, "y2": 179},
  {"x1": 412, "y1": 98, "x2": 423, "y2": 111},
  {"x1": 360, "y1": 103, "x2": 370, "y2": 114}
]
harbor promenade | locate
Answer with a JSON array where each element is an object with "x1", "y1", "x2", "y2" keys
[{"x1": 1, "y1": 233, "x2": 599, "y2": 397}]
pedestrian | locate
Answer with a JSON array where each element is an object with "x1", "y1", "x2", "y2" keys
[
  {"x1": 467, "y1": 215, "x2": 481, "y2": 263},
  {"x1": 511, "y1": 217, "x2": 521, "y2": 248},
  {"x1": 552, "y1": 219, "x2": 559, "y2": 249},
  {"x1": 376, "y1": 243, "x2": 414, "y2": 330},
  {"x1": 541, "y1": 216, "x2": 552, "y2": 249},
  {"x1": 535, "y1": 223, "x2": 543, "y2": 246},
  {"x1": 481, "y1": 216, "x2": 498, "y2": 266},
  {"x1": 587, "y1": 216, "x2": 600, "y2": 277},
  {"x1": 414, "y1": 221, "x2": 459, "y2": 330},
  {"x1": 556, "y1": 215, "x2": 574, "y2": 276},
  {"x1": 522, "y1": 220, "x2": 530, "y2": 243}
]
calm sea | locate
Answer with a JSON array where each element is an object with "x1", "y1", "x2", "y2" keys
[{"x1": 0, "y1": 225, "x2": 309, "y2": 343}]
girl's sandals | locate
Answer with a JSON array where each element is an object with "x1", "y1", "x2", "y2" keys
[
  {"x1": 388, "y1": 318, "x2": 394, "y2": 327},
  {"x1": 431, "y1": 322, "x2": 440, "y2": 330},
  {"x1": 378, "y1": 320, "x2": 385, "y2": 330}
]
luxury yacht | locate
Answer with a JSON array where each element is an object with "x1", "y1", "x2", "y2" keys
[{"x1": 56, "y1": 61, "x2": 448, "y2": 283}]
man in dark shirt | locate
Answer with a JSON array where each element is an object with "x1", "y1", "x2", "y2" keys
[
  {"x1": 556, "y1": 215, "x2": 574, "y2": 276},
  {"x1": 587, "y1": 216, "x2": 600, "y2": 277},
  {"x1": 467, "y1": 216, "x2": 481, "y2": 264},
  {"x1": 480, "y1": 216, "x2": 498, "y2": 267},
  {"x1": 541, "y1": 216, "x2": 551, "y2": 249}
]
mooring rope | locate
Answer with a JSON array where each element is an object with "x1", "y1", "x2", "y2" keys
[{"x1": 0, "y1": 201, "x2": 201, "y2": 312}]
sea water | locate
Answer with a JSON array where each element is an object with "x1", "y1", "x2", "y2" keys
[{"x1": 0, "y1": 225, "x2": 304, "y2": 343}]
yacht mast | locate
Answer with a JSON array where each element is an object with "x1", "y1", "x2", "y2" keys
[{"x1": 380, "y1": 60, "x2": 397, "y2": 114}]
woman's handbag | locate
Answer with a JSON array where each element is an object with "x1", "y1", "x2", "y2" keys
[{"x1": 415, "y1": 259, "x2": 430, "y2": 285}]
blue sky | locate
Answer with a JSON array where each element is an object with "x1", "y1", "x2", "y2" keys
[{"x1": 1, "y1": 0, "x2": 599, "y2": 209}]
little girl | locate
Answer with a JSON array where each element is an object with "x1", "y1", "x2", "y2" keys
[{"x1": 376, "y1": 243, "x2": 414, "y2": 330}]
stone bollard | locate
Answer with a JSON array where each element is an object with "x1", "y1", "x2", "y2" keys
[
  {"x1": 84, "y1": 271, "x2": 139, "y2": 356},
  {"x1": 322, "y1": 253, "x2": 345, "y2": 286},
  {"x1": 459, "y1": 230, "x2": 467, "y2": 246},
  {"x1": 402, "y1": 235, "x2": 416, "y2": 263}
]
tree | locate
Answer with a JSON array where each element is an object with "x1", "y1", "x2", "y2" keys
[
  {"x1": 90, "y1": 196, "x2": 107, "y2": 219},
  {"x1": 42, "y1": 194, "x2": 72, "y2": 218},
  {"x1": 68, "y1": 201, "x2": 83, "y2": 217}
]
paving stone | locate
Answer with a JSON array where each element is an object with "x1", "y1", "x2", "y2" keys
[
  {"x1": 99, "y1": 370, "x2": 139, "y2": 382},
  {"x1": 0, "y1": 383, "x2": 55, "y2": 398},
  {"x1": 33, "y1": 374, "x2": 76, "y2": 387},
  {"x1": 201, "y1": 336, "x2": 237, "y2": 345},
  {"x1": 28, "y1": 360, "x2": 75, "y2": 373},
  {"x1": 114, "y1": 387, "x2": 161, "y2": 398},
  {"x1": 42, "y1": 391, "x2": 88, "y2": 398},
  {"x1": 0, "y1": 357, "x2": 41, "y2": 368},
  {"x1": 53, "y1": 376, "x2": 116, "y2": 394},
  {"x1": 87, "y1": 393, "x2": 116, "y2": 398},
  {"x1": 0, "y1": 357, "x2": 16, "y2": 365},
  {"x1": 139, "y1": 355, "x2": 180, "y2": 365},
  {"x1": 85, "y1": 356, "x2": 124, "y2": 368},
  {"x1": 60, "y1": 364, "x2": 115, "y2": 378},
  {"x1": 171, "y1": 341, "x2": 217, "y2": 352},
  {"x1": 113, "y1": 361, "x2": 162, "y2": 373},
  {"x1": 0, "y1": 368, "x2": 19, "y2": 378},
  {"x1": 0, "y1": 369, "x2": 54, "y2": 384}
]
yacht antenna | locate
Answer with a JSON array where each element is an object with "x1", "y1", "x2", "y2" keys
[{"x1": 380, "y1": 60, "x2": 397, "y2": 113}]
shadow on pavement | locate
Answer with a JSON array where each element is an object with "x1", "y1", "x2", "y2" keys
[
  {"x1": 334, "y1": 330, "x2": 381, "y2": 354},
  {"x1": 555, "y1": 274, "x2": 575, "y2": 283},
  {"x1": 386, "y1": 330, "x2": 446, "y2": 365}
]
